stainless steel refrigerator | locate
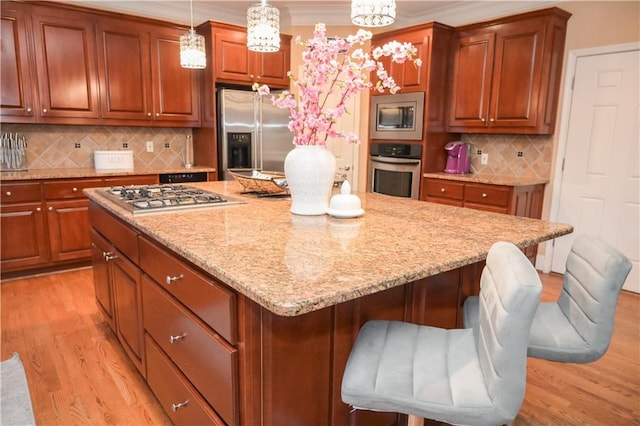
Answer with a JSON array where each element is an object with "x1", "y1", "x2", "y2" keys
[{"x1": 217, "y1": 88, "x2": 292, "y2": 180}]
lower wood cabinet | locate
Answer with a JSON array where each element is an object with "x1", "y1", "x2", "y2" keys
[
  {"x1": 91, "y1": 229, "x2": 116, "y2": 331},
  {"x1": 0, "y1": 174, "x2": 158, "y2": 276},
  {"x1": 424, "y1": 177, "x2": 544, "y2": 263}
]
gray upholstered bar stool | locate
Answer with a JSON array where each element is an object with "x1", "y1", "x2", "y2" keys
[
  {"x1": 341, "y1": 242, "x2": 542, "y2": 426},
  {"x1": 463, "y1": 234, "x2": 632, "y2": 363}
]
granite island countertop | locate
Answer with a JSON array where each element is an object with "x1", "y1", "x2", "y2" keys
[
  {"x1": 0, "y1": 166, "x2": 216, "y2": 181},
  {"x1": 85, "y1": 181, "x2": 572, "y2": 316}
]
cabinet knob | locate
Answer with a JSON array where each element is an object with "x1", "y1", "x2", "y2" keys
[
  {"x1": 42, "y1": 108, "x2": 48, "y2": 113},
  {"x1": 171, "y1": 400, "x2": 189, "y2": 412},
  {"x1": 147, "y1": 112, "x2": 152, "y2": 117},
  {"x1": 482, "y1": 193, "x2": 488, "y2": 198},
  {"x1": 36, "y1": 207, "x2": 41, "y2": 212},
  {"x1": 72, "y1": 187, "x2": 78, "y2": 192},
  {"x1": 48, "y1": 206, "x2": 53, "y2": 211},
  {"x1": 440, "y1": 188, "x2": 445, "y2": 193},
  {"x1": 5, "y1": 191, "x2": 11, "y2": 197},
  {"x1": 155, "y1": 112, "x2": 160, "y2": 117},
  {"x1": 27, "y1": 107, "x2": 32, "y2": 113},
  {"x1": 166, "y1": 274, "x2": 184, "y2": 285},
  {"x1": 489, "y1": 118, "x2": 495, "y2": 122},
  {"x1": 169, "y1": 333, "x2": 187, "y2": 344},
  {"x1": 480, "y1": 117, "x2": 485, "y2": 122}
]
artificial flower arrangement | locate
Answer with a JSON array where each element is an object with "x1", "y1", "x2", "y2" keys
[{"x1": 253, "y1": 23, "x2": 422, "y2": 147}]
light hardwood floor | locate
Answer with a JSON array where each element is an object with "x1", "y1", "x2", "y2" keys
[{"x1": 1, "y1": 268, "x2": 639, "y2": 425}]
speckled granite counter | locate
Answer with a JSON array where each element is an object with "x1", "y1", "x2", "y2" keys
[
  {"x1": 423, "y1": 172, "x2": 548, "y2": 186},
  {"x1": 0, "y1": 166, "x2": 216, "y2": 181},
  {"x1": 85, "y1": 181, "x2": 572, "y2": 317}
]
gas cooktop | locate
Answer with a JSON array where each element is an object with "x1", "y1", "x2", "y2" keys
[{"x1": 100, "y1": 184, "x2": 245, "y2": 215}]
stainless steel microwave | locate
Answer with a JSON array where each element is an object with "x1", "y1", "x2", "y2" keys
[{"x1": 369, "y1": 92, "x2": 425, "y2": 140}]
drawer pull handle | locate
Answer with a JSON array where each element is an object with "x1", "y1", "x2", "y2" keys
[
  {"x1": 440, "y1": 188, "x2": 445, "y2": 193},
  {"x1": 36, "y1": 207, "x2": 41, "y2": 212},
  {"x1": 482, "y1": 193, "x2": 488, "y2": 198},
  {"x1": 72, "y1": 187, "x2": 78, "y2": 192},
  {"x1": 171, "y1": 400, "x2": 189, "y2": 412},
  {"x1": 169, "y1": 333, "x2": 187, "y2": 344},
  {"x1": 166, "y1": 274, "x2": 184, "y2": 285},
  {"x1": 5, "y1": 191, "x2": 11, "y2": 197},
  {"x1": 103, "y1": 252, "x2": 118, "y2": 261}
]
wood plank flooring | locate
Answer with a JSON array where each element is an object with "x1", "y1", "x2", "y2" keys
[{"x1": 1, "y1": 268, "x2": 639, "y2": 425}]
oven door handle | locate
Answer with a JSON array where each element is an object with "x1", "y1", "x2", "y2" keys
[{"x1": 370, "y1": 156, "x2": 421, "y2": 166}]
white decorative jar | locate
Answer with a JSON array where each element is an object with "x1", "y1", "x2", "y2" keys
[{"x1": 284, "y1": 145, "x2": 336, "y2": 215}]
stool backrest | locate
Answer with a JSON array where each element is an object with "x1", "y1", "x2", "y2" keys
[
  {"x1": 558, "y1": 234, "x2": 632, "y2": 361},
  {"x1": 475, "y1": 242, "x2": 542, "y2": 419}
]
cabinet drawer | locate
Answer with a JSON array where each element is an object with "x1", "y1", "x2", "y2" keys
[
  {"x1": 43, "y1": 179, "x2": 103, "y2": 199},
  {"x1": 1, "y1": 182, "x2": 42, "y2": 203},
  {"x1": 142, "y1": 276, "x2": 238, "y2": 426},
  {"x1": 145, "y1": 334, "x2": 225, "y2": 426},
  {"x1": 139, "y1": 236, "x2": 236, "y2": 344},
  {"x1": 88, "y1": 202, "x2": 139, "y2": 263},
  {"x1": 424, "y1": 179, "x2": 464, "y2": 201},
  {"x1": 464, "y1": 184, "x2": 511, "y2": 208}
]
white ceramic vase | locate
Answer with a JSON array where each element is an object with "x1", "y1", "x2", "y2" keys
[{"x1": 284, "y1": 145, "x2": 336, "y2": 215}]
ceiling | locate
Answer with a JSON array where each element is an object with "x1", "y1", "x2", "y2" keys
[{"x1": 52, "y1": 0, "x2": 561, "y2": 31}]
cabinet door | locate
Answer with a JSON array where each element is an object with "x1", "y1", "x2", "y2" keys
[
  {"x1": 96, "y1": 18, "x2": 152, "y2": 121},
  {"x1": 488, "y1": 19, "x2": 545, "y2": 130},
  {"x1": 112, "y1": 251, "x2": 145, "y2": 375},
  {"x1": 46, "y1": 199, "x2": 91, "y2": 262},
  {"x1": 252, "y1": 39, "x2": 291, "y2": 88},
  {"x1": 91, "y1": 229, "x2": 116, "y2": 331},
  {"x1": 372, "y1": 30, "x2": 430, "y2": 94},
  {"x1": 214, "y1": 28, "x2": 252, "y2": 84},
  {"x1": 30, "y1": 6, "x2": 100, "y2": 120},
  {"x1": 0, "y1": 2, "x2": 36, "y2": 121},
  {"x1": 149, "y1": 26, "x2": 200, "y2": 124},
  {"x1": 448, "y1": 32, "x2": 495, "y2": 129},
  {"x1": 0, "y1": 202, "x2": 49, "y2": 271}
]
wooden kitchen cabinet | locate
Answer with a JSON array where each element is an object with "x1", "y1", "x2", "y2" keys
[
  {"x1": 29, "y1": 4, "x2": 101, "y2": 122},
  {"x1": 0, "y1": 182, "x2": 48, "y2": 272},
  {"x1": 95, "y1": 17, "x2": 153, "y2": 121},
  {"x1": 0, "y1": 2, "x2": 36, "y2": 121},
  {"x1": 91, "y1": 229, "x2": 116, "y2": 331},
  {"x1": 1, "y1": 0, "x2": 200, "y2": 127},
  {"x1": 448, "y1": 8, "x2": 570, "y2": 134},
  {"x1": 424, "y1": 177, "x2": 544, "y2": 262},
  {"x1": 210, "y1": 23, "x2": 291, "y2": 88}
]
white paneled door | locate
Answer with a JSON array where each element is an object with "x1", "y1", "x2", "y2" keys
[{"x1": 552, "y1": 46, "x2": 639, "y2": 292}]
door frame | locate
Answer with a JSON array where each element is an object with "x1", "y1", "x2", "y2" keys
[{"x1": 543, "y1": 41, "x2": 640, "y2": 273}]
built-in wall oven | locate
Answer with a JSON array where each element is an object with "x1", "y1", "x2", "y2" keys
[{"x1": 369, "y1": 143, "x2": 422, "y2": 199}]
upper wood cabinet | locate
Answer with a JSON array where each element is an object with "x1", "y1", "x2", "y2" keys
[
  {"x1": 29, "y1": 5, "x2": 101, "y2": 121},
  {"x1": 371, "y1": 28, "x2": 432, "y2": 94},
  {"x1": 211, "y1": 24, "x2": 291, "y2": 88},
  {"x1": 448, "y1": 8, "x2": 571, "y2": 134},
  {"x1": 0, "y1": 1, "x2": 200, "y2": 127},
  {"x1": 96, "y1": 17, "x2": 152, "y2": 121},
  {"x1": 0, "y1": 2, "x2": 36, "y2": 121}
]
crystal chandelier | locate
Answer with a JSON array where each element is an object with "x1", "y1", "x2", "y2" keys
[
  {"x1": 180, "y1": 0, "x2": 206, "y2": 69},
  {"x1": 247, "y1": 0, "x2": 280, "y2": 53},
  {"x1": 351, "y1": 0, "x2": 396, "y2": 27}
]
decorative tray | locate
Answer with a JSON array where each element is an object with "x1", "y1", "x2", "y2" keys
[{"x1": 229, "y1": 170, "x2": 289, "y2": 196}]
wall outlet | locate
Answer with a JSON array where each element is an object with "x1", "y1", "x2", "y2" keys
[
  {"x1": 481, "y1": 153, "x2": 489, "y2": 165},
  {"x1": 146, "y1": 141, "x2": 154, "y2": 152}
]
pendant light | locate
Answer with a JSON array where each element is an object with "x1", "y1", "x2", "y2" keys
[
  {"x1": 180, "y1": 0, "x2": 206, "y2": 69},
  {"x1": 351, "y1": 0, "x2": 396, "y2": 27},
  {"x1": 247, "y1": 0, "x2": 280, "y2": 53}
]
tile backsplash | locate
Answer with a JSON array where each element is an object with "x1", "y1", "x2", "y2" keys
[
  {"x1": 462, "y1": 133, "x2": 553, "y2": 180},
  {"x1": 1, "y1": 124, "x2": 192, "y2": 169}
]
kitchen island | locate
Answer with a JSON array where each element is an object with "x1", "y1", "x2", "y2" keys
[{"x1": 85, "y1": 181, "x2": 572, "y2": 426}]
